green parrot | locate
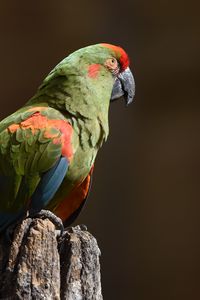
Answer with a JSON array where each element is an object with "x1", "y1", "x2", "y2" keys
[{"x1": 0, "y1": 43, "x2": 135, "y2": 232}]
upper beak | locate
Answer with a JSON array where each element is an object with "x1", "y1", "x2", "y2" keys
[{"x1": 111, "y1": 67, "x2": 135, "y2": 105}]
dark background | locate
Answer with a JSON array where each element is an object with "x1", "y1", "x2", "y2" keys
[{"x1": 0, "y1": 1, "x2": 199, "y2": 299}]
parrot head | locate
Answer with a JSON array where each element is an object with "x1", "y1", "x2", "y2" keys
[
  {"x1": 29, "y1": 43, "x2": 135, "y2": 120},
  {"x1": 65, "y1": 43, "x2": 135, "y2": 106},
  {"x1": 100, "y1": 43, "x2": 135, "y2": 105}
]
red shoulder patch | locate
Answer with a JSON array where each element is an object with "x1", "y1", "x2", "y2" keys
[{"x1": 8, "y1": 112, "x2": 74, "y2": 161}]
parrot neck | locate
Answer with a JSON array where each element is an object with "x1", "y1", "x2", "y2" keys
[{"x1": 27, "y1": 66, "x2": 114, "y2": 142}]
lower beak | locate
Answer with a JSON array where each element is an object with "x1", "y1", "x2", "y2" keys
[{"x1": 111, "y1": 67, "x2": 135, "y2": 105}]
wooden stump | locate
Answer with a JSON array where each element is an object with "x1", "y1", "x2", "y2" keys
[{"x1": 0, "y1": 218, "x2": 102, "y2": 300}]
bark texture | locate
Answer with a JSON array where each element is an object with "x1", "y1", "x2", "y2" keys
[{"x1": 0, "y1": 218, "x2": 102, "y2": 300}]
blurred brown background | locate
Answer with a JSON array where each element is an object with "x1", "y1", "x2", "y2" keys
[{"x1": 0, "y1": 1, "x2": 199, "y2": 299}]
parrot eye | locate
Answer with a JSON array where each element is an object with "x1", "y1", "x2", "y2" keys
[{"x1": 104, "y1": 58, "x2": 119, "y2": 75}]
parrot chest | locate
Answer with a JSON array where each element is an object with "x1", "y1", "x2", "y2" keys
[
  {"x1": 48, "y1": 117, "x2": 105, "y2": 212},
  {"x1": 65, "y1": 117, "x2": 104, "y2": 184},
  {"x1": 48, "y1": 117, "x2": 108, "y2": 220}
]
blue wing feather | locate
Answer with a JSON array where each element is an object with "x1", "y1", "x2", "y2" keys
[
  {"x1": 0, "y1": 175, "x2": 24, "y2": 231},
  {"x1": 0, "y1": 211, "x2": 24, "y2": 232},
  {"x1": 0, "y1": 157, "x2": 68, "y2": 232},
  {"x1": 31, "y1": 157, "x2": 69, "y2": 210}
]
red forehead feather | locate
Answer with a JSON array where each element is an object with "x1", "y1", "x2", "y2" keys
[{"x1": 101, "y1": 43, "x2": 130, "y2": 71}]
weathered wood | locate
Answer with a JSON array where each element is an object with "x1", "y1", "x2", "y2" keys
[
  {"x1": 0, "y1": 218, "x2": 102, "y2": 300},
  {"x1": 60, "y1": 226, "x2": 102, "y2": 300}
]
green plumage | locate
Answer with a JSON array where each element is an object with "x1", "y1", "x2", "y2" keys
[
  {"x1": 0, "y1": 44, "x2": 118, "y2": 227},
  {"x1": 28, "y1": 45, "x2": 114, "y2": 138}
]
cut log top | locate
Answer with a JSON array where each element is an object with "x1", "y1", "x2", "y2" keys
[{"x1": 0, "y1": 218, "x2": 103, "y2": 300}]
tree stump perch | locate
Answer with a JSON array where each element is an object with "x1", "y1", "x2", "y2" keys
[{"x1": 0, "y1": 218, "x2": 102, "y2": 300}]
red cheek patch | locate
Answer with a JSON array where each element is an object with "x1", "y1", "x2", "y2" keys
[{"x1": 88, "y1": 64, "x2": 101, "y2": 78}]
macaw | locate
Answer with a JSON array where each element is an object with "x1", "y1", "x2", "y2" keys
[{"x1": 0, "y1": 43, "x2": 135, "y2": 232}]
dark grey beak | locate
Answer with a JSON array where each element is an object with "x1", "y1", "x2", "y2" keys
[{"x1": 111, "y1": 67, "x2": 135, "y2": 105}]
